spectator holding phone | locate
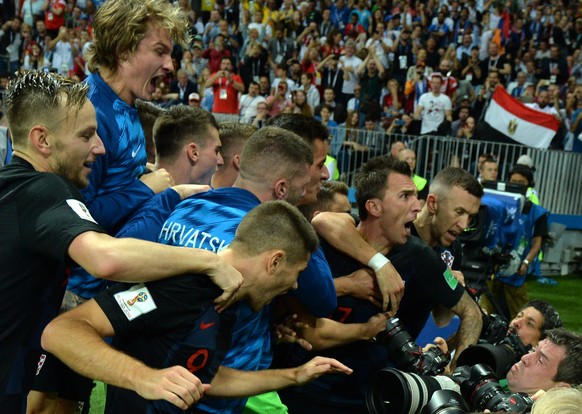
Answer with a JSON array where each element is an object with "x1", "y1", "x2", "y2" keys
[{"x1": 205, "y1": 56, "x2": 244, "y2": 114}]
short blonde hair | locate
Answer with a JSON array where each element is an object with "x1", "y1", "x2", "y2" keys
[
  {"x1": 87, "y1": 0, "x2": 190, "y2": 73},
  {"x1": 531, "y1": 387, "x2": 582, "y2": 414},
  {"x1": 6, "y1": 71, "x2": 89, "y2": 147}
]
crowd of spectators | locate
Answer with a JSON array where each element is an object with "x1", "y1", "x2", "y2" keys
[{"x1": 1, "y1": 0, "x2": 582, "y2": 155}]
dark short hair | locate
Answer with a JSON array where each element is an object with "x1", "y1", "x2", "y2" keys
[
  {"x1": 153, "y1": 105, "x2": 218, "y2": 161},
  {"x1": 267, "y1": 113, "x2": 329, "y2": 149},
  {"x1": 546, "y1": 329, "x2": 582, "y2": 387},
  {"x1": 524, "y1": 300, "x2": 562, "y2": 339},
  {"x1": 239, "y1": 126, "x2": 313, "y2": 183},
  {"x1": 355, "y1": 156, "x2": 411, "y2": 220},
  {"x1": 218, "y1": 122, "x2": 256, "y2": 162},
  {"x1": 430, "y1": 167, "x2": 484, "y2": 199},
  {"x1": 231, "y1": 200, "x2": 318, "y2": 265}
]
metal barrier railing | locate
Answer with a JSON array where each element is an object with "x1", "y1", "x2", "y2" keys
[{"x1": 209, "y1": 116, "x2": 582, "y2": 216}]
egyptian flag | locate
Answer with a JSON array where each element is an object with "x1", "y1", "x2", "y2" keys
[{"x1": 482, "y1": 86, "x2": 560, "y2": 149}]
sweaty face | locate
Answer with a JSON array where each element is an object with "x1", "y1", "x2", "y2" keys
[
  {"x1": 285, "y1": 163, "x2": 311, "y2": 206},
  {"x1": 508, "y1": 306, "x2": 544, "y2": 347},
  {"x1": 377, "y1": 173, "x2": 421, "y2": 247},
  {"x1": 431, "y1": 187, "x2": 481, "y2": 247},
  {"x1": 117, "y1": 25, "x2": 173, "y2": 105},
  {"x1": 250, "y1": 258, "x2": 308, "y2": 311},
  {"x1": 194, "y1": 127, "x2": 223, "y2": 185},
  {"x1": 51, "y1": 100, "x2": 104, "y2": 188},
  {"x1": 298, "y1": 139, "x2": 330, "y2": 206},
  {"x1": 507, "y1": 339, "x2": 566, "y2": 395}
]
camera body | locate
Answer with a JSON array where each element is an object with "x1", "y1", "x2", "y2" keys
[
  {"x1": 480, "y1": 313, "x2": 509, "y2": 344},
  {"x1": 459, "y1": 364, "x2": 534, "y2": 412},
  {"x1": 456, "y1": 331, "x2": 531, "y2": 379},
  {"x1": 375, "y1": 317, "x2": 450, "y2": 376}
]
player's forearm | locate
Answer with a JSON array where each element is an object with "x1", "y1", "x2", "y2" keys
[
  {"x1": 207, "y1": 366, "x2": 298, "y2": 397},
  {"x1": 42, "y1": 316, "x2": 149, "y2": 392},
  {"x1": 449, "y1": 293, "x2": 482, "y2": 366},
  {"x1": 299, "y1": 317, "x2": 374, "y2": 350}
]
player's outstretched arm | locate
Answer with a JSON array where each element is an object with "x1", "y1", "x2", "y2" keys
[
  {"x1": 206, "y1": 357, "x2": 352, "y2": 398},
  {"x1": 41, "y1": 300, "x2": 209, "y2": 410}
]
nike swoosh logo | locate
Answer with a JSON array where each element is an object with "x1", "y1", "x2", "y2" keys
[
  {"x1": 131, "y1": 144, "x2": 142, "y2": 158},
  {"x1": 200, "y1": 321, "x2": 216, "y2": 330}
]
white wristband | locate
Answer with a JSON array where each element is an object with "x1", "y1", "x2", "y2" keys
[{"x1": 368, "y1": 253, "x2": 390, "y2": 272}]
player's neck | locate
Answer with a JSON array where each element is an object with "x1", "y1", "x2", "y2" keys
[{"x1": 414, "y1": 209, "x2": 437, "y2": 247}]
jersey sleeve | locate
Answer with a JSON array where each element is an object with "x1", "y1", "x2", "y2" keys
[
  {"x1": 18, "y1": 174, "x2": 104, "y2": 261},
  {"x1": 81, "y1": 160, "x2": 153, "y2": 233},
  {"x1": 95, "y1": 276, "x2": 219, "y2": 336},
  {"x1": 116, "y1": 188, "x2": 182, "y2": 242}
]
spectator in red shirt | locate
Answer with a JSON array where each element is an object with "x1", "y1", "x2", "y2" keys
[
  {"x1": 43, "y1": 0, "x2": 66, "y2": 38},
  {"x1": 205, "y1": 57, "x2": 244, "y2": 114}
]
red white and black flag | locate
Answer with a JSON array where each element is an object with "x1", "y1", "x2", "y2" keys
[{"x1": 482, "y1": 86, "x2": 560, "y2": 149}]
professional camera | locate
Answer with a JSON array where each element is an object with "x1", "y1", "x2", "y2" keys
[
  {"x1": 456, "y1": 332, "x2": 531, "y2": 378},
  {"x1": 366, "y1": 364, "x2": 533, "y2": 414},
  {"x1": 375, "y1": 317, "x2": 450, "y2": 376},
  {"x1": 423, "y1": 390, "x2": 469, "y2": 414},
  {"x1": 480, "y1": 312, "x2": 509, "y2": 344},
  {"x1": 366, "y1": 367, "x2": 461, "y2": 414},
  {"x1": 459, "y1": 364, "x2": 534, "y2": 412}
]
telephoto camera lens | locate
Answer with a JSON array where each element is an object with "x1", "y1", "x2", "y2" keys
[
  {"x1": 456, "y1": 333, "x2": 531, "y2": 378},
  {"x1": 366, "y1": 368, "x2": 460, "y2": 414}
]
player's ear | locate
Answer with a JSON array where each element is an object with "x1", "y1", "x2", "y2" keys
[
  {"x1": 232, "y1": 154, "x2": 241, "y2": 171},
  {"x1": 187, "y1": 142, "x2": 200, "y2": 163},
  {"x1": 29, "y1": 125, "x2": 51, "y2": 156},
  {"x1": 273, "y1": 178, "x2": 287, "y2": 200},
  {"x1": 426, "y1": 194, "x2": 438, "y2": 214},
  {"x1": 365, "y1": 198, "x2": 382, "y2": 218},
  {"x1": 267, "y1": 250, "x2": 285, "y2": 275}
]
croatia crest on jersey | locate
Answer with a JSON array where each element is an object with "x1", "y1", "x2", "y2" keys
[{"x1": 441, "y1": 250, "x2": 455, "y2": 269}]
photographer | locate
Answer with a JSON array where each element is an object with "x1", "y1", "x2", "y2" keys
[
  {"x1": 457, "y1": 300, "x2": 563, "y2": 380},
  {"x1": 506, "y1": 300, "x2": 563, "y2": 348},
  {"x1": 506, "y1": 328, "x2": 582, "y2": 396},
  {"x1": 205, "y1": 56, "x2": 244, "y2": 115},
  {"x1": 367, "y1": 326, "x2": 578, "y2": 414}
]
